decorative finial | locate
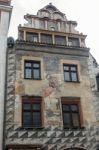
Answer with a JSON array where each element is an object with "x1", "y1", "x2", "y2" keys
[{"x1": 49, "y1": 2, "x2": 52, "y2": 5}]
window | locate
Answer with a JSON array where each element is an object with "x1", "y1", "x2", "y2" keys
[
  {"x1": 24, "y1": 60, "x2": 41, "y2": 80},
  {"x1": 26, "y1": 32, "x2": 38, "y2": 42},
  {"x1": 22, "y1": 96, "x2": 42, "y2": 128},
  {"x1": 63, "y1": 64, "x2": 78, "y2": 82},
  {"x1": 96, "y1": 73, "x2": 99, "y2": 91},
  {"x1": 41, "y1": 33, "x2": 52, "y2": 44},
  {"x1": 61, "y1": 100, "x2": 82, "y2": 128},
  {"x1": 55, "y1": 35, "x2": 66, "y2": 45},
  {"x1": 68, "y1": 37, "x2": 79, "y2": 47}
]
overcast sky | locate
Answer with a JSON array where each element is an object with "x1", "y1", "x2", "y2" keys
[{"x1": 9, "y1": 0, "x2": 99, "y2": 63}]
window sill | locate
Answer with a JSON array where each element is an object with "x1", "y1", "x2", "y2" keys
[
  {"x1": 19, "y1": 126, "x2": 44, "y2": 130},
  {"x1": 24, "y1": 78, "x2": 42, "y2": 81},
  {"x1": 63, "y1": 126, "x2": 85, "y2": 130},
  {"x1": 64, "y1": 81, "x2": 80, "y2": 83}
]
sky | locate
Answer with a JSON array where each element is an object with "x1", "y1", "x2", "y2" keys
[{"x1": 9, "y1": 0, "x2": 99, "y2": 63}]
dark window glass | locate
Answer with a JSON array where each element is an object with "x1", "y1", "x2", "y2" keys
[
  {"x1": 23, "y1": 112, "x2": 31, "y2": 127},
  {"x1": 62, "y1": 102, "x2": 81, "y2": 128},
  {"x1": 63, "y1": 64, "x2": 78, "y2": 82},
  {"x1": 41, "y1": 34, "x2": 52, "y2": 44},
  {"x1": 26, "y1": 32, "x2": 38, "y2": 42},
  {"x1": 55, "y1": 35, "x2": 66, "y2": 45},
  {"x1": 24, "y1": 61, "x2": 41, "y2": 80},
  {"x1": 68, "y1": 37, "x2": 79, "y2": 47},
  {"x1": 22, "y1": 97, "x2": 42, "y2": 128},
  {"x1": 33, "y1": 112, "x2": 41, "y2": 127},
  {"x1": 96, "y1": 74, "x2": 99, "y2": 91}
]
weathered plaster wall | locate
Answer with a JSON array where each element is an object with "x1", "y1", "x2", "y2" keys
[
  {"x1": 5, "y1": 45, "x2": 99, "y2": 150},
  {"x1": 14, "y1": 49, "x2": 96, "y2": 128}
]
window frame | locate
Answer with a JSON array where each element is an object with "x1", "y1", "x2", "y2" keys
[
  {"x1": 22, "y1": 96, "x2": 42, "y2": 128},
  {"x1": 24, "y1": 60, "x2": 41, "y2": 80},
  {"x1": 68, "y1": 37, "x2": 80, "y2": 47},
  {"x1": 63, "y1": 64, "x2": 79, "y2": 82},
  {"x1": 26, "y1": 32, "x2": 39, "y2": 42},
  {"x1": 55, "y1": 35, "x2": 66, "y2": 45},
  {"x1": 61, "y1": 98, "x2": 83, "y2": 129},
  {"x1": 41, "y1": 33, "x2": 53, "y2": 44}
]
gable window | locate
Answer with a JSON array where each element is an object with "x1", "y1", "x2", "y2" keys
[
  {"x1": 61, "y1": 99, "x2": 82, "y2": 129},
  {"x1": 24, "y1": 60, "x2": 41, "y2": 80},
  {"x1": 96, "y1": 73, "x2": 99, "y2": 91},
  {"x1": 55, "y1": 35, "x2": 66, "y2": 45},
  {"x1": 41, "y1": 33, "x2": 52, "y2": 44},
  {"x1": 63, "y1": 64, "x2": 78, "y2": 82},
  {"x1": 68, "y1": 37, "x2": 79, "y2": 47},
  {"x1": 22, "y1": 96, "x2": 42, "y2": 128},
  {"x1": 26, "y1": 32, "x2": 38, "y2": 42}
]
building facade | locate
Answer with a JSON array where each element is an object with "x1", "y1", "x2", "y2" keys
[
  {"x1": 5, "y1": 3, "x2": 99, "y2": 150},
  {"x1": 0, "y1": 0, "x2": 12, "y2": 149}
]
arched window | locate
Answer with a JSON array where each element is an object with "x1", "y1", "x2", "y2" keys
[{"x1": 96, "y1": 73, "x2": 99, "y2": 91}]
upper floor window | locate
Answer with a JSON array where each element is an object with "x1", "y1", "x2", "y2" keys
[
  {"x1": 68, "y1": 37, "x2": 79, "y2": 47},
  {"x1": 22, "y1": 96, "x2": 42, "y2": 128},
  {"x1": 26, "y1": 32, "x2": 38, "y2": 42},
  {"x1": 96, "y1": 73, "x2": 99, "y2": 91},
  {"x1": 63, "y1": 64, "x2": 78, "y2": 82},
  {"x1": 55, "y1": 35, "x2": 66, "y2": 45},
  {"x1": 61, "y1": 100, "x2": 81, "y2": 129},
  {"x1": 41, "y1": 33, "x2": 52, "y2": 44},
  {"x1": 24, "y1": 60, "x2": 41, "y2": 80}
]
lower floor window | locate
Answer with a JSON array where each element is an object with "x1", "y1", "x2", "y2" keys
[
  {"x1": 22, "y1": 96, "x2": 42, "y2": 128},
  {"x1": 62, "y1": 99, "x2": 82, "y2": 128}
]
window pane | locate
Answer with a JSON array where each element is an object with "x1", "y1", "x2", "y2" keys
[
  {"x1": 23, "y1": 112, "x2": 31, "y2": 127},
  {"x1": 23, "y1": 104, "x2": 31, "y2": 110},
  {"x1": 25, "y1": 68, "x2": 32, "y2": 78},
  {"x1": 33, "y1": 112, "x2": 41, "y2": 127},
  {"x1": 33, "y1": 69, "x2": 40, "y2": 79},
  {"x1": 25, "y1": 62, "x2": 32, "y2": 67},
  {"x1": 70, "y1": 66, "x2": 76, "y2": 71},
  {"x1": 64, "y1": 66, "x2": 69, "y2": 71},
  {"x1": 63, "y1": 113, "x2": 71, "y2": 126},
  {"x1": 68, "y1": 37, "x2": 79, "y2": 46},
  {"x1": 71, "y1": 105, "x2": 78, "y2": 111},
  {"x1": 26, "y1": 32, "x2": 38, "y2": 42},
  {"x1": 64, "y1": 72, "x2": 70, "y2": 81},
  {"x1": 55, "y1": 36, "x2": 66, "y2": 45},
  {"x1": 33, "y1": 63, "x2": 40, "y2": 68},
  {"x1": 72, "y1": 113, "x2": 80, "y2": 127},
  {"x1": 41, "y1": 34, "x2": 52, "y2": 44},
  {"x1": 32, "y1": 104, "x2": 40, "y2": 110},
  {"x1": 33, "y1": 37, "x2": 38, "y2": 42},
  {"x1": 71, "y1": 72, "x2": 77, "y2": 81},
  {"x1": 63, "y1": 105, "x2": 69, "y2": 111}
]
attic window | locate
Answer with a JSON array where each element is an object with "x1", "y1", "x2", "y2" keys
[{"x1": 50, "y1": 27, "x2": 55, "y2": 31}]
